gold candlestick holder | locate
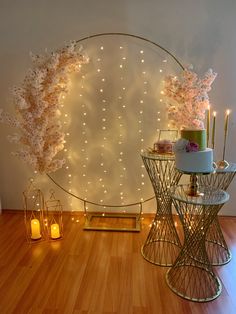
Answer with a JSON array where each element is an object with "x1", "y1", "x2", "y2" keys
[
  {"x1": 216, "y1": 159, "x2": 229, "y2": 170},
  {"x1": 216, "y1": 139, "x2": 229, "y2": 169},
  {"x1": 216, "y1": 110, "x2": 230, "y2": 170}
]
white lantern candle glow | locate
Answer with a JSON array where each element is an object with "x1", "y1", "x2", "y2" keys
[
  {"x1": 51, "y1": 223, "x2": 61, "y2": 239},
  {"x1": 30, "y1": 218, "x2": 41, "y2": 240}
]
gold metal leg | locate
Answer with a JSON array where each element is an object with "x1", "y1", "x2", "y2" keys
[
  {"x1": 141, "y1": 156, "x2": 182, "y2": 266},
  {"x1": 199, "y1": 171, "x2": 236, "y2": 265},
  {"x1": 166, "y1": 200, "x2": 223, "y2": 302}
]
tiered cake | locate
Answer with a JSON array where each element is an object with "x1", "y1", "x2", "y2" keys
[{"x1": 174, "y1": 129, "x2": 214, "y2": 173}]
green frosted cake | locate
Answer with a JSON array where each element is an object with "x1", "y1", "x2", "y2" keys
[
  {"x1": 174, "y1": 128, "x2": 214, "y2": 173},
  {"x1": 180, "y1": 129, "x2": 206, "y2": 151}
]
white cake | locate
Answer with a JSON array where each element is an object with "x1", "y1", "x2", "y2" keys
[
  {"x1": 174, "y1": 129, "x2": 214, "y2": 173},
  {"x1": 175, "y1": 148, "x2": 214, "y2": 173}
]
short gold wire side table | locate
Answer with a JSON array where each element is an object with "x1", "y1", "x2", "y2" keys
[
  {"x1": 198, "y1": 163, "x2": 236, "y2": 265},
  {"x1": 141, "y1": 151, "x2": 182, "y2": 266},
  {"x1": 166, "y1": 185, "x2": 229, "y2": 302}
]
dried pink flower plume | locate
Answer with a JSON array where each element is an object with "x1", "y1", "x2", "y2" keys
[
  {"x1": 164, "y1": 68, "x2": 217, "y2": 130},
  {"x1": 0, "y1": 42, "x2": 89, "y2": 173}
]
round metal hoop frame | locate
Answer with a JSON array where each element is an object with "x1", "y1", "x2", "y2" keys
[{"x1": 48, "y1": 32, "x2": 184, "y2": 209}]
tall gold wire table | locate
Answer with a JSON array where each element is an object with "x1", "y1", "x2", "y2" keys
[
  {"x1": 141, "y1": 151, "x2": 182, "y2": 266},
  {"x1": 198, "y1": 163, "x2": 236, "y2": 265},
  {"x1": 166, "y1": 185, "x2": 229, "y2": 302}
]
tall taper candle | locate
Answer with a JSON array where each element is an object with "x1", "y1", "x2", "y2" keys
[
  {"x1": 207, "y1": 105, "x2": 211, "y2": 147},
  {"x1": 212, "y1": 111, "x2": 216, "y2": 149},
  {"x1": 223, "y1": 109, "x2": 230, "y2": 160}
]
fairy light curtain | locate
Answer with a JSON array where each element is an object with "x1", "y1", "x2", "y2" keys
[{"x1": 49, "y1": 33, "x2": 183, "y2": 212}]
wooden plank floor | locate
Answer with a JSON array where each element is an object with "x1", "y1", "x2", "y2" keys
[{"x1": 0, "y1": 212, "x2": 236, "y2": 314}]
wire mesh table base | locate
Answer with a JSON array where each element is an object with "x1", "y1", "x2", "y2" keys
[
  {"x1": 141, "y1": 152, "x2": 182, "y2": 266},
  {"x1": 166, "y1": 185, "x2": 229, "y2": 302},
  {"x1": 198, "y1": 164, "x2": 236, "y2": 265}
]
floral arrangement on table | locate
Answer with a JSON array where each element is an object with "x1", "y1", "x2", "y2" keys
[
  {"x1": 174, "y1": 138, "x2": 199, "y2": 153},
  {"x1": 0, "y1": 42, "x2": 89, "y2": 173},
  {"x1": 163, "y1": 67, "x2": 217, "y2": 130},
  {"x1": 153, "y1": 139, "x2": 173, "y2": 154}
]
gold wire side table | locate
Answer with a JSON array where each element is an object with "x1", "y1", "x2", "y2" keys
[
  {"x1": 198, "y1": 163, "x2": 236, "y2": 265},
  {"x1": 141, "y1": 151, "x2": 182, "y2": 266},
  {"x1": 166, "y1": 185, "x2": 229, "y2": 302}
]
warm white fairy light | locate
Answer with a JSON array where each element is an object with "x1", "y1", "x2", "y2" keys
[{"x1": 57, "y1": 40, "x2": 172, "y2": 214}]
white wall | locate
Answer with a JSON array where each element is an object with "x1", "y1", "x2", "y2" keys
[{"x1": 0, "y1": 0, "x2": 236, "y2": 215}]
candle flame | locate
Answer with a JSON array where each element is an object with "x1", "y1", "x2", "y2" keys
[
  {"x1": 213, "y1": 111, "x2": 217, "y2": 117},
  {"x1": 226, "y1": 109, "x2": 230, "y2": 115},
  {"x1": 208, "y1": 104, "x2": 211, "y2": 110}
]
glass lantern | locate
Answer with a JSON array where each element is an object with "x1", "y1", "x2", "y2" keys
[
  {"x1": 23, "y1": 179, "x2": 47, "y2": 243},
  {"x1": 45, "y1": 190, "x2": 63, "y2": 240}
]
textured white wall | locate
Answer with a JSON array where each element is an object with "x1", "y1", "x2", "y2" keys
[{"x1": 0, "y1": 0, "x2": 236, "y2": 214}]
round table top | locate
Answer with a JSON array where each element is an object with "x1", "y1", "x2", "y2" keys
[
  {"x1": 141, "y1": 150, "x2": 236, "y2": 176},
  {"x1": 170, "y1": 184, "x2": 229, "y2": 206},
  {"x1": 141, "y1": 150, "x2": 175, "y2": 161}
]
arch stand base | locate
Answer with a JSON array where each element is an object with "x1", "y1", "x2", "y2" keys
[{"x1": 84, "y1": 212, "x2": 141, "y2": 232}]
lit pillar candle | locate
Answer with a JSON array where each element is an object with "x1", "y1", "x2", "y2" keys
[
  {"x1": 212, "y1": 111, "x2": 216, "y2": 149},
  {"x1": 31, "y1": 219, "x2": 41, "y2": 240},
  {"x1": 51, "y1": 223, "x2": 61, "y2": 239}
]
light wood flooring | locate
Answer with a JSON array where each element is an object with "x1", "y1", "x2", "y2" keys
[{"x1": 0, "y1": 211, "x2": 236, "y2": 314}]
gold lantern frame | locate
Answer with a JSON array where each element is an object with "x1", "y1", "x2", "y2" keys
[
  {"x1": 45, "y1": 190, "x2": 64, "y2": 240},
  {"x1": 23, "y1": 180, "x2": 47, "y2": 243}
]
